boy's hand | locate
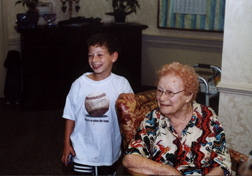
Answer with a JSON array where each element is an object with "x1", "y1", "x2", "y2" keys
[
  {"x1": 61, "y1": 144, "x2": 76, "y2": 166},
  {"x1": 116, "y1": 93, "x2": 135, "y2": 103}
]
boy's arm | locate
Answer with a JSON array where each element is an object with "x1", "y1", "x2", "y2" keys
[
  {"x1": 116, "y1": 93, "x2": 135, "y2": 103},
  {"x1": 61, "y1": 119, "x2": 75, "y2": 166}
]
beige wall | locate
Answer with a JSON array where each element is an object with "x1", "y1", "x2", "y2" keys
[
  {"x1": 1, "y1": 0, "x2": 224, "y2": 96},
  {"x1": 0, "y1": 0, "x2": 4, "y2": 97},
  {"x1": 6, "y1": 0, "x2": 224, "y2": 39},
  {"x1": 1, "y1": 0, "x2": 9, "y2": 97},
  {"x1": 63, "y1": 0, "x2": 224, "y2": 87},
  {"x1": 141, "y1": 35, "x2": 223, "y2": 86},
  {"x1": 217, "y1": 0, "x2": 252, "y2": 156}
]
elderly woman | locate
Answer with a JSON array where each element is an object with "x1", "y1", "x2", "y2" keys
[{"x1": 123, "y1": 62, "x2": 231, "y2": 175}]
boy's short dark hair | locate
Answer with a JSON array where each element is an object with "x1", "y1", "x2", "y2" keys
[{"x1": 87, "y1": 33, "x2": 121, "y2": 55}]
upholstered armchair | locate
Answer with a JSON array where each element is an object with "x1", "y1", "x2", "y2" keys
[{"x1": 116, "y1": 89, "x2": 249, "y2": 175}]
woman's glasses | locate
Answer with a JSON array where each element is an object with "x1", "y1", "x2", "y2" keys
[{"x1": 156, "y1": 88, "x2": 185, "y2": 98}]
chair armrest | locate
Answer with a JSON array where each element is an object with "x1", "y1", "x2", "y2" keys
[{"x1": 229, "y1": 148, "x2": 249, "y2": 165}]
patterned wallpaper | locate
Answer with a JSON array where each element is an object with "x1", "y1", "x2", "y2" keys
[
  {"x1": 219, "y1": 93, "x2": 252, "y2": 155},
  {"x1": 221, "y1": 1, "x2": 252, "y2": 84},
  {"x1": 218, "y1": 0, "x2": 252, "y2": 155},
  {"x1": 7, "y1": 0, "x2": 223, "y2": 40}
]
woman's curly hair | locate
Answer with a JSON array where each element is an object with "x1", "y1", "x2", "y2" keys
[{"x1": 156, "y1": 62, "x2": 199, "y2": 101}]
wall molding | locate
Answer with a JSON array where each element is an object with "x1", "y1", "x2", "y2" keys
[
  {"x1": 217, "y1": 81, "x2": 252, "y2": 97},
  {"x1": 142, "y1": 35, "x2": 223, "y2": 48}
]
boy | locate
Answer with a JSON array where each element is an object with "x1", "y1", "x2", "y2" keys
[{"x1": 61, "y1": 33, "x2": 134, "y2": 175}]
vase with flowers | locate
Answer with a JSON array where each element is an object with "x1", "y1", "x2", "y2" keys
[
  {"x1": 105, "y1": 0, "x2": 140, "y2": 23},
  {"x1": 15, "y1": 0, "x2": 39, "y2": 20}
]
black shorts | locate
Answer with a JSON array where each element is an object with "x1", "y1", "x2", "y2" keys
[{"x1": 73, "y1": 162, "x2": 116, "y2": 175}]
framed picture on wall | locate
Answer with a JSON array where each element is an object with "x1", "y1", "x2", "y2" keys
[
  {"x1": 157, "y1": 0, "x2": 225, "y2": 32},
  {"x1": 37, "y1": 2, "x2": 53, "y2": 16}
]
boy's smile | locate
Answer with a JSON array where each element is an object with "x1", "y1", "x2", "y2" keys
[
  {"x1": 88, "y1": 45, "x2": 118, "y2": 81},
  {"x1": 92, "y1": 64, "x2": 102, "y2": 69}
]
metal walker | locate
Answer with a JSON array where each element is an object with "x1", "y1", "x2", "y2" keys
[{"x1": 192, "y1": 64, "x2": 221, "y2": 106}]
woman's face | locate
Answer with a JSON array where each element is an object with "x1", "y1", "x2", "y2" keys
[{"x1": 156, "y1": 74, "x2": 192, "y2": 117}]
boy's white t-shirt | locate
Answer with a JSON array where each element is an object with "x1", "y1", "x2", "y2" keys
[{"x1": 63, "y1": 72, "x2": 133, "y2": 166}]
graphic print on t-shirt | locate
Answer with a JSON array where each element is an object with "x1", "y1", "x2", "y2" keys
[{"x1": 85, "y1": 92, "x2": 110, "y2": 117}]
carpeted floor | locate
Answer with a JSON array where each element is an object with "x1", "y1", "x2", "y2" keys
[{"x1": 0, "y1": 98, "x2": 128, "y2": 175}]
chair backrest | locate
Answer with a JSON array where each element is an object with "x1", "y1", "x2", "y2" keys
[{"x1": 116, "y1": 89, "x2": 157, "y2": 150}]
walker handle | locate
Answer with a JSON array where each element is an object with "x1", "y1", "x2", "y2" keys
[
  {"x1": 197, "y1": 63, "x2": 211, "y2": 68},
  {"x1": 192, "y1": 64, "x2": 221, "y2": 74}
]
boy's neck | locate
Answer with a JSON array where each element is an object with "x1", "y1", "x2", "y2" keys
[{"x1": 86, "y1": 72, "x2": 111, "y2": 81}]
